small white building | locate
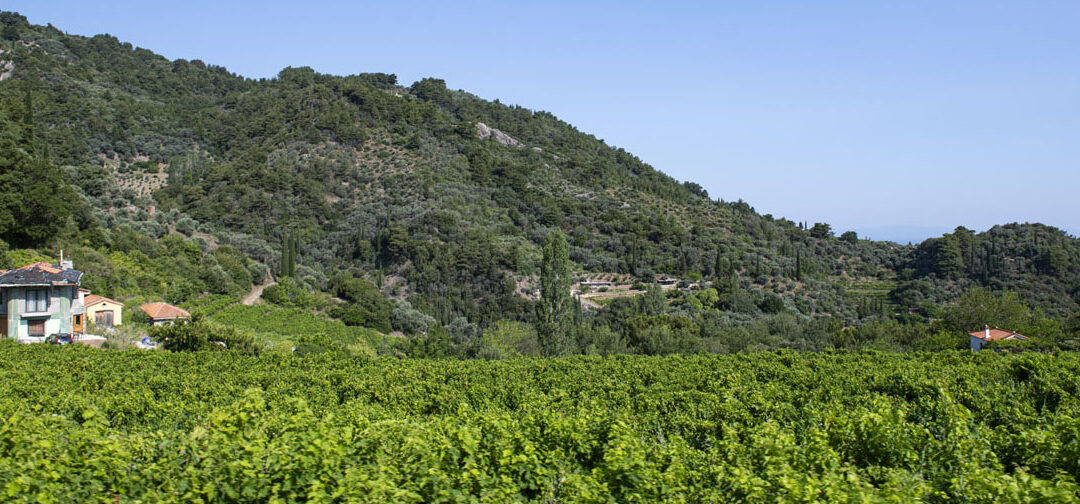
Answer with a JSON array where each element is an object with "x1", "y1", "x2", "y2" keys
[{"x1": 969, "y1": 325, "x2": 1028, "y2": 351}]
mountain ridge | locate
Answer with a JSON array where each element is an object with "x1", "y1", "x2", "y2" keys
[{"x1": 0, "y1": 10, "x2": 1076, "y2": 354}]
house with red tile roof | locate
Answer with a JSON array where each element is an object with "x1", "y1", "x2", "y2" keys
[
  {"x1": 969, "y1": 325, "x2": 1028, "y2": 351},
  {"x1": 139, "y1": 302, "x2": 191, "y2": 326}
]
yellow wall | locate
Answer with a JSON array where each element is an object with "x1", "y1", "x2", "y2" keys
[{"x1": 87, "y1": 301, "x2": 123, "y2": 327}]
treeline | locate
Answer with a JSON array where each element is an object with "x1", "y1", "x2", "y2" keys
[{"x1": 901, "y1": 224, "x2": 1080, "y2": 315}]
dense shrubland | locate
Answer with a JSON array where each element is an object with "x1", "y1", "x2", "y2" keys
[{"x1": 0, "y1": 11, "x2": 1076, "y2": 355}]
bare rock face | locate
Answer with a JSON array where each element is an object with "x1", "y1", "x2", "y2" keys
[
  {"x1": 476, "y1": 122, "x2": 522, "y2": 147},
  {"x1": 0, "y1": 50, "x2": 12, "y2": 82}
]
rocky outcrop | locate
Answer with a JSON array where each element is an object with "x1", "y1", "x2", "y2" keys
[
  {"x1": 476, "y1": 122, "x2": 522, "y2": 147},
  {"x1": 0, "y1": 50, "x2": 12, "y2": 82}
]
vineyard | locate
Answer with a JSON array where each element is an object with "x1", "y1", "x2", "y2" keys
[
  {"x1": 183, "y1": 296, "x2": 383, "y2": 354},
  {"x1": 0, "y1": 344, "x2": 1077, "y2": 502},
  {"x1": 206, "y1": 304, "x2": 382, "y2": 349}
]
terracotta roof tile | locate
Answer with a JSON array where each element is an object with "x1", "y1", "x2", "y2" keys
[
  {"x1": 0, "y1": 262, "x2": 82, "y2": 286},
  {"x1": 969, "y1": 327, "x2": 1029, "y2": 341},
  {"x1": 139, "y1": 302, "x2": 190, "y2": 320},
  {"x1": 85, "y1": 294, "x2": 121, "y2": 307},
  {"x1": 17, "y1": 262, "x2": 62, "y2": 274}
]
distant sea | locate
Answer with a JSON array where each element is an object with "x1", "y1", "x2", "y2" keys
[
  {"x1": 851, "y1": 224, "x2": 1079, "y2": 245},
  {"x1": 850, "y1": 225, "x2": 952, "y2": 246}
]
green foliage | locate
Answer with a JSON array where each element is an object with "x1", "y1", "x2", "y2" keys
[
  {"x1": 280, "y1": 230, "x2": 299, "y2": 277},
  {"x1": 944, "y1": 287, "x2": 1031, "y2": 333},
  {"x1": 150, "y1": 315, "x2": 258, "y2": 355},
  {"x1": 625, "y1": 315, "x2": 701, "y2": 355},
  {"x1": 330, "y1": 274, "x2": 392, "y2": 333},
  {"x1": 758, "y1": 293, "x2": 786, "y2": 314},
  {"x1": 2, "y1": 11, "x2": 1079, "y2": 352},
  {"x1": 640, "y1": 283, "x2": 665, "y2": 316},
  {"x1": 125, "y1": 304, "x2": 151, "y2": 326},
  {"x1": 261, "y1": 277, "x2": 321, "y2": 309},
  {"x1": 0, "y1": 347, "x2": 1077, "y2": 500},
  {"x1": 205, "y1": 303, "x2": 379, "y2": 354},
  {"x1": 0, "y1": 87, "x2": 83, "y2": 248},
  {"x1": 474, "y1": 319, "x2": 539, "y2": 359},
  {"x1": 536, "y1": 231, "x2": 574, "y2": 356},
  {"x1": 293, "y1": 332, "x2": 349, "y2": 358},
  {"x1": 903, "y1": 224, "x2": 1080, "y2": 315},
  {"x1": 403, "y1": 325, "x2": 455, "y2": 358},
  {"x1": 809, "y1": 222, "x2": 833, "y2": 239}
]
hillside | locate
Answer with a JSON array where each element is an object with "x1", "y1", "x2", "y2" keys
[{"x1": 0, "y1": 11, "x2": 1077, "y2": 353}]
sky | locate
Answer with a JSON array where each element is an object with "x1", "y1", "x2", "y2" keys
[{"x1": 8, "y1": 1, "x2": 1079, "y2": 243}]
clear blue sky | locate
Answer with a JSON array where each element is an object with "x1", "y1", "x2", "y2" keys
[{"x1": 9, "y1": 1, "x2": 1079, "y2": 243}]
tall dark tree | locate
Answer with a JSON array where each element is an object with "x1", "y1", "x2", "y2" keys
[
  {"x1": 809, "y1": 222, "x2": 833, "y2": 239},
  {"x1": 536, "y1": 231, "x2": 573, "y2": 356},
  {"x1": 291, "y1": 233, "x2": 300, "y2": 274},
  {"x1": 795, "y1": 249, "x2": 802, "y2": 281},
  {"x1": 280, "y1": 231, "x2": 298, "y2": 277}
]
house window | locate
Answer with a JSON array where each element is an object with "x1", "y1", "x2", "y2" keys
[
  {"x1": 26, "y1": 289, "x2": 49, "y2": 312},
  {"x1": 28, "y1": 319, "x2": 45, "y2": 337}
]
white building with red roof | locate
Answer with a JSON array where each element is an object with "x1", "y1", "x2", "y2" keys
[{"x1": 969, "y1": 325, "x2": 1029, "y2": 351}]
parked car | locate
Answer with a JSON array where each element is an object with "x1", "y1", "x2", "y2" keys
[{"x1": 45, "y1": 333, "x2": 73, "y2": 345}]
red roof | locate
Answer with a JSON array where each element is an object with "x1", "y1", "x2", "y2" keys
[
  {"x1": 17, "y1": 262, "x2": 62, "y2": 274},
  {"x1": 85, "y1": 294, "x2": 121, "y2": 307},
  {"x1": 139, "y1": 302, "x2": 191, "y2": 320},
  {"x1": 969, "y1": 327, "x2": 1029, "y2": 341}
]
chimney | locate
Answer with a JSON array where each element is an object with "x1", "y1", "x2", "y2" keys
[
  {"x1": 59, "y1": 249, "x2": 73, "y2": 271},
  {"x1": 985, "y1": 325, "x2": 990, "y2": 340}
]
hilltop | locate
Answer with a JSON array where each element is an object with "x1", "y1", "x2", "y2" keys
[{"x1": 0, "y1": 11, "x2": 1077, "y2": 354}]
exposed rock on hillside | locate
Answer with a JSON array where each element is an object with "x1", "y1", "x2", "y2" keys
[
  {"x1": 476, "y1": 122, "x2": 522, "y2": 147},
  {"x1": 0, "y1": 50, "x2": 13, "y2": 81}
]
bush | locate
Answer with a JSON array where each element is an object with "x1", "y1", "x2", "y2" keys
[
  {"x1": 150, "y1": 316, "x2": 258, "y2": 355},
  {"x1": 126, "y1": 305, "x2": 151, "y2": 326},
  {"x1": 293, "y1": 333, "x2": 347, "y2": 358},
  {"x1": 759, "y1": 293, "x2": 785, "y2": 314},
  {"x1": 262, "y1": 277, "x2": 320, "y2": 309}
]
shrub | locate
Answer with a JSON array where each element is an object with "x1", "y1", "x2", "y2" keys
[{"x1": 150, "y1": 316, "x2": 258, "y2": 355}]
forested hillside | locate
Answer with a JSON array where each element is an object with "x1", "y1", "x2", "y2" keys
[{"x1": 0, "y1": 11, "x2": 1077, "y2": 354}]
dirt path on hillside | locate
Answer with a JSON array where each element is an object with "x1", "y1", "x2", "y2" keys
[{"x1": 242, "y1": 275, "x2": 276, "y2": 305}]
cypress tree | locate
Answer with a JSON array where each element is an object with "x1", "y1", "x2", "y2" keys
[
  {"x1": 290, "y1": 233, "x2": 300, "y2": 275},
  {"x1": 795, "y1": 249, "x2": 802, "y2": 281},
  {"x1": 280, "y1": 234, "x2": 289, "y2": 278},
  {"x1": 281, "y1": 231, "x2": 298, "y2": 277},
  {"x1": 714, "y1": 252, "x2": 723, "y2": 283}
]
